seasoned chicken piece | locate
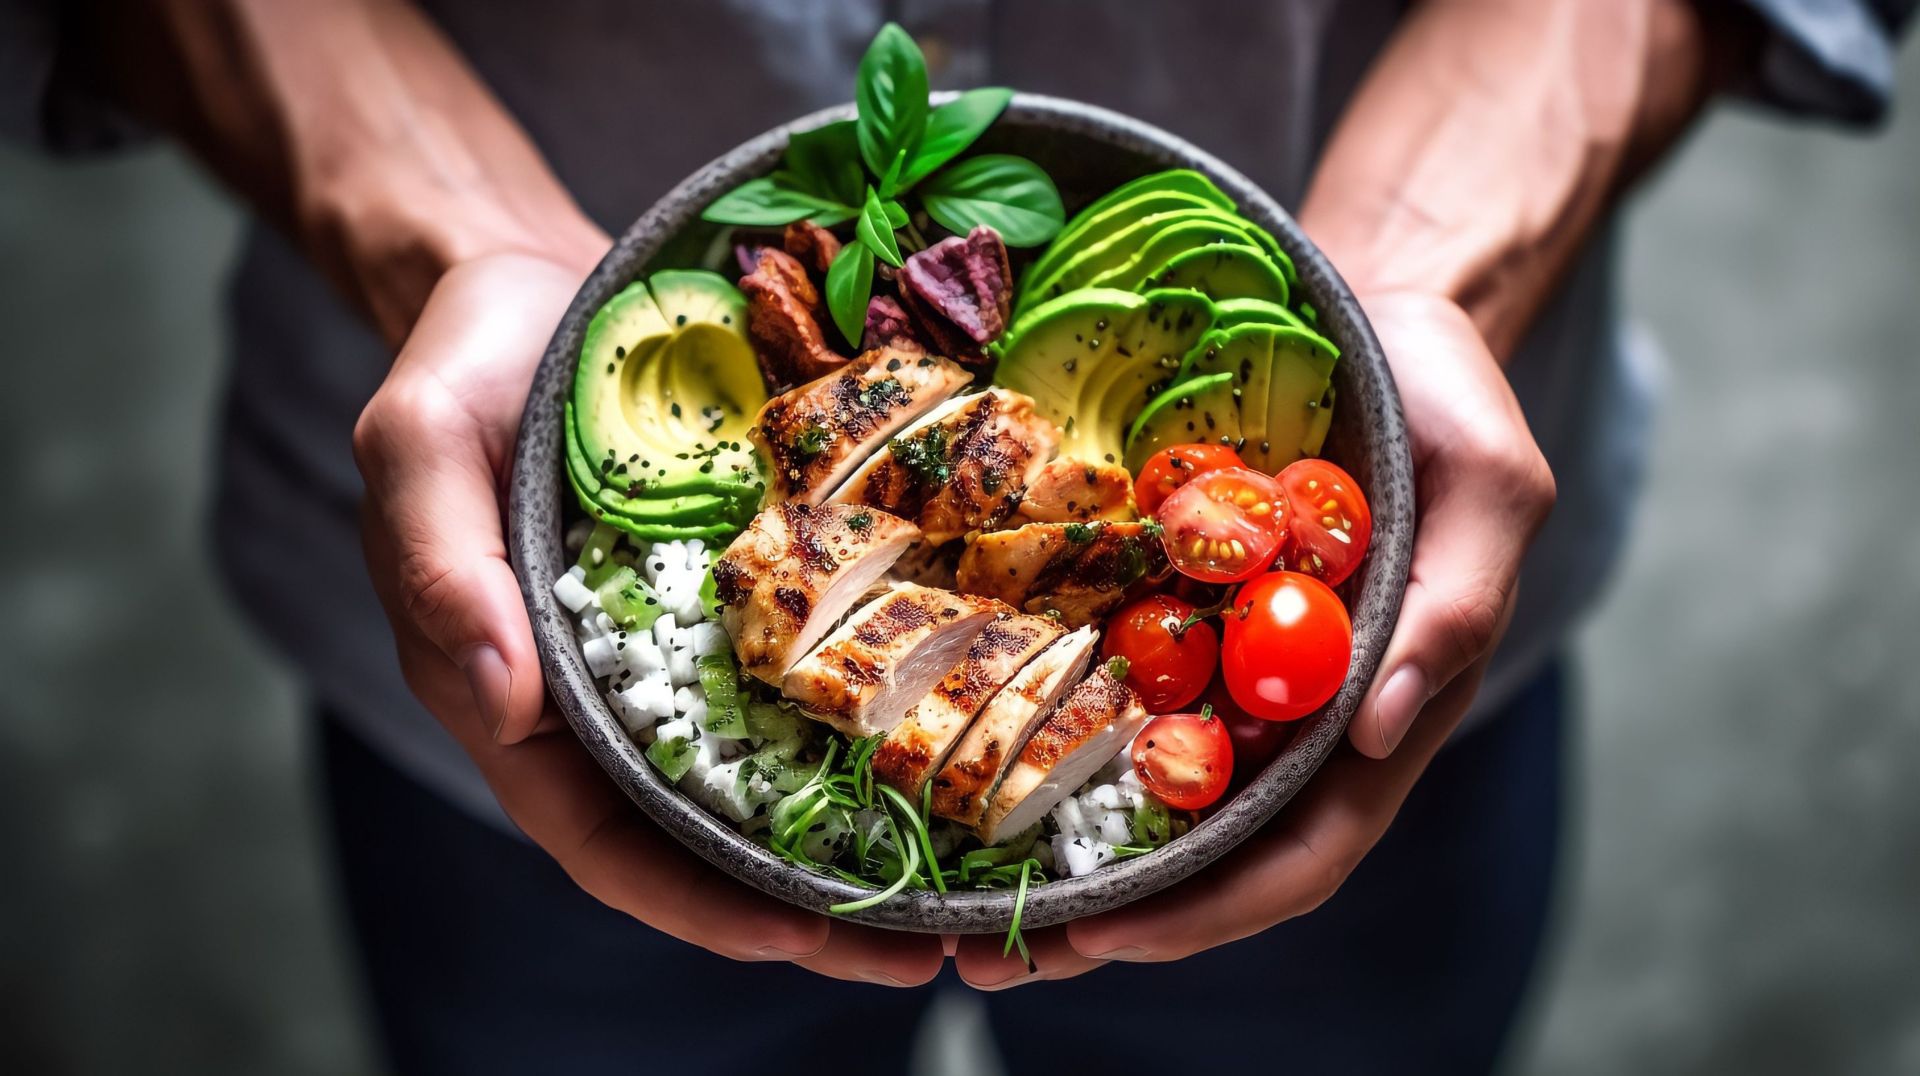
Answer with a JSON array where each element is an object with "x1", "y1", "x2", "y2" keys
[
  {"x1": 827, "y1": 388, "x2": 1057, "y2": 544},
  {"x1": 713, "y1": 503, "x2": 919, "y2": 686},
  {"x1": 752, "y1": 346, "x2": 971, "y2": 505},
  {"x1": 1013, "y1": 458, "x2": 1136, "y2": 524},
  {"x1": 955, "y1": 521, "x2": 1170, "y2": 627},
  {"x1": 872, "y1": 612, "x2": 1066, "y2": 797},
  {"x1": 783, "y1": 583, "x2": 1001, "y2": 738},
  {"x1": 930, "y1": 625, "x2": 1099, "y2": 826},
  {"x1": 976, "y1": 665, "x2": 1150, "y2": 844}
]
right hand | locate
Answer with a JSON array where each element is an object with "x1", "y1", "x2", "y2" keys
[{"x1": 352, "y1": 249, "x2": 944, "y2": 986}]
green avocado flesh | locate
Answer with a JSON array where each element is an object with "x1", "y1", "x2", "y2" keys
[
  {"x1": 1124, "y1": 370, "x2": 1239, "y2": 473},
  {"x1": 1211, "y1": 297, "x2": 1306, "y2": 331},
  {"x1": 569, "y1": 272, "x2": 767, "y2": 539},
  {"x1": 1021, "y1": 209, "x2": 1262, "y2": 311},
  {"x1": 1180, "y1": 324, "x2": 1339, "y2": 474},
  {"x1": 1140, "y1": 243, "x2": 1290, "y2": 307},
  {"x1": 1024, "y1": 190, "x2": 1230, "y2": 297},
  {"x1": 993, "y1": 288, "x2": 1217, "y2": 467}
]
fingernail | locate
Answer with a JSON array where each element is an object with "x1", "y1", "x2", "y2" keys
[
  {"x1": 1375, "y1": 665, "x2": 1430, "y2": 755},
  {"x1": 1085, "y1": 944, "x2": 1147, "y2": 960},
  {"x1": 859, "y1": 970, "x2": 911, "y2": 987},
  {"x1": 462, "y1": 644, "x2": 511, "y2": 741}
]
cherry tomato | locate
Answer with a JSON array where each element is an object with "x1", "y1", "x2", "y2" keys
[
  {"x1": 1131, "y1": 709, "x2": 1234, "y2": 810},
  {"x1": 1100, "y1": 595, "x2": 1219, "y2": 712},
  {"x1": 1156, "y1": 467, "x2": 1288, "y2": 583},
  {"x1": 1201, "y1": 675, "x2": 1293, "y2": 790},
  {"x1": 1221, "y1": 571, "x2": 1352, "y2": 721},
  {"x1": 1134, "y1": 443, "x2": 1248, "y2": 516},
  {"x1": 1274, "y1": 459, "x2": 1373, "y2": 587}
]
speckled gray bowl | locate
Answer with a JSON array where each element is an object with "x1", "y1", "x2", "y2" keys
[{"x1": 510, "y1": 94, "x2": 1412, "y2": 933}]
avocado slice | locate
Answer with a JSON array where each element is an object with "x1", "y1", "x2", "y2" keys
[
  {"x1": 1020, "y1": 208, "x2": 1263, "y2": 312},
  {"x1": 1140, "y1": 243, "x2": 1290, "y2": 306},
  {"x1": 1211, "y1": 297, "x2": 1307, "y2": 331},
  {"x1": 1204, "y1": 324, "x2": 1339, "y2": 474},
  {"x1": 564, "y1": 404, "x2": 750, "y2": 525},
  {"x1": 1080, "y1": 219, "x2": 1268, "y2": 293},
  {"x1": 1124, "y1": 370, "x2": 1242, "y2": 472},
  {"x1": 1025, "y1": 190, "x2": 1229, "y2": 301},
  {"x1": 1067, "y1": 169, "x2": 1235, "y2": 223},
  {"x1": 570, "y1": 271, "x2": 765, "y2": 505},
  {"x1": 993, "y1": 288, "x2": 1217, "y2": 466}
]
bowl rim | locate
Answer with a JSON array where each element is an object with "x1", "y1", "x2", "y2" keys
[{"x1": 509, "y1": 92, "x2": 1413, "y2": 933}]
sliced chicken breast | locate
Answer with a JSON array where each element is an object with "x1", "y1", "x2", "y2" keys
[
  {"x1": 929, "y1": 625, "x2": 1100, "y2": 826},
  {"x1": 751, "y1": 345, "x2": 971, "y2": 505},
  {"x1": 1013, "y1": 458, "x2": 1136, "y2": 524},
  {"x1": 782, "y1": 583, "x2": 1001, "y2": 738},
  {"x1": 872, "y1": 612, "x2": 1066, "y2": 797},
  {"x1": 976, "y1": 665, "x2": 1150, "y2": 844},
  {"x1": 828, "y1": 388, "x2": 1058, "y2": 544},
  {"x1": 713, "y1": 503, "x2": 919, "y2": 686},
  {"x1": 955, "y1": 521, "x2": 1170, "y2": 627}
]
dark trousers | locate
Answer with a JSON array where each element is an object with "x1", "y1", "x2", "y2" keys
[{"x1": 320, "y1": 663, "x2": 1565, "y2": 1076}]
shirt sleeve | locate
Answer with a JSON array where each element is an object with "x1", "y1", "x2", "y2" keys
[
  {"x1": 0, "y1": 0, "x2": 145, "y2": 153},
  {"x1": 1728, "y1": 0, "x2": 1918, "y2": 125}
]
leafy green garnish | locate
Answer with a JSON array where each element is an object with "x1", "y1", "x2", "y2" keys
[
  {"x1": 699, "y1": 177, "x2": 852, "y2": 227},
  {"x1": 783, "y1": 120, "x2": 865, "y2": 210},
  {"x1": 858, "y1": 187, "x2": 905, "y2": 267},
  {"x1": 855, "y1": 23, "x2": 929, "y2": 184},
  {"x1": 918, "y1": 154, "x2": 1066, "y2": 246},
  {"x1": 889, "y1": 424, "x2": 952, "y2": 488},
  {"x1": 824, "y1": 240, "x2": 875, "y2": 347},
  {"x1": 790, "y1": 423, "x2": 831, "y2": 461},
  {"x1": 898, "y1": 88, "x2": 1013, "y2": 190},
  {"x1": 1062, "y1": 521, "x2": 1098, "y2": 543}
]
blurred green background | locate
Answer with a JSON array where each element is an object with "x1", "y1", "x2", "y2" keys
[{"x1": 3, "y1": 47, "x2": 1917, "y2": 1076}]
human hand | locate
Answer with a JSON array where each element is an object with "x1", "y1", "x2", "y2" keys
[
  {"x1": 954, "y1": 291, "x2": 1555, "y2": 987},
  {"x1": 352, "y1": 250, "x2": 944, "y2": 986}
]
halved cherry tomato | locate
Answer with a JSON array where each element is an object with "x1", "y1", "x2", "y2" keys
[
  {"x1": 1132, "y1": 709, "x2": 1234, "y2": 810},
  {"x1": 1221, "y1": 571, "x2": 1352, "y2": 721},
  {"x1": 1134, "y1": 443, "x2": 1248, "y2": 516},
  {"x1": 1274, "y1": 459, "x2": 1373, "y2": 586},
  {"x1": 1100, "y1": 594, "x2": 1219, "y2": 712},
  {"x1": 1156, "y1": 467, "x2": 1288, "y2": 583}
]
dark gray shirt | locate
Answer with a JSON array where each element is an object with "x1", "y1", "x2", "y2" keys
[{"x1": 5, "y1": 0, "x2": 1909, "y2": 825}]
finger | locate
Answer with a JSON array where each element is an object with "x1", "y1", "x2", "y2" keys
[
  {"x1": 354, "y1": 274, "x2": 572, "y2": 745},
  {"x1": 955, "y1": 927, "x2": 1106, "y2": 990},
  {"x1": 1350, "y1": 299, "x2": 1555, "y2": 759},
  {"x1": 1071, "y1": 666, "x2": 1485, "y2": 962},
  {"x1": 793, "y1": 923, "x2": 948, "y2": 987}
]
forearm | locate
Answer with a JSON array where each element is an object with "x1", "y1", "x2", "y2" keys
[
  {"x1": 1300, "y1": 0, "x2": 1753, "y2": 359},
  {"x1": 75, "y1": 0, "x2": 602, "y2": 344}
]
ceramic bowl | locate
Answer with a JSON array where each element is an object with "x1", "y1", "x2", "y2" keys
[{"x1": 510, "y1": 94, "x2": 1413, "y2": 933}]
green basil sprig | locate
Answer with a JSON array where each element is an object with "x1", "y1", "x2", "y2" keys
[{"x1": 702, "y1": 23, "x2": 1066, "y2": 348}]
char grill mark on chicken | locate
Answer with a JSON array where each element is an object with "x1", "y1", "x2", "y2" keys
[
  {"x1": 976, "y1": 665, "x2": 1150, "y2": 844},
  {"x1": 827, "y1": 388, "x2": 1058, "y2": 545},
  {"x1": 929, "y1": 625, "x2": 1099, "y2": 826},
  {"x1": 954, "y1": 521, "x2": 1170, "y2": 628},
  {"x1": 872, "y1": 611, "x2": 1065, "y2": 796},
  {"x1": 751, "y1": 346, "x2": 971, "y2": 505},
  {"x1": 782, "y1": 583, "x2": 1002, "y2": 738},
  {"x1": 713, "y1": 503, "x2": 920, "y2": 686}
]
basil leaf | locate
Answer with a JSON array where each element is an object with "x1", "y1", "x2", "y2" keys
[
  {"x1": 897, "y1": 87, "x2": 1012, "y2": 190},
  {"x1": 701, "y1": 176, "x2": 849, "y2": 226},
  {"x1": 858, "y1": 187, "x2": 904, "y2": 268},
  {"x1": 917, "y1": 154, "x2": 1065, "y2": 246},
  {"x1": 784, "y1": 120, "x2": 864, "y2": 208},
  {"x1": 825, "y1": 239, "x2": 875, "y2": 347},
  {"x1": 882, "y1": 199, "x2": 908, "y2": 229},
  {"x1": 856, "y1": 23, "x2": 929, "y2": 181}
]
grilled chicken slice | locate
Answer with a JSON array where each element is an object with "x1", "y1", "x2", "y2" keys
[
  {"x1": 872, "y1": 612, "x2": 1066, "y2": 797},
  {"x1": 751, "y1": 345, "x2": 971, "y2": 505},
  {"x1": 976, "y1": 665, "x2": 1150, "y2": 844},
  {"x1": 713, "y1": 503, "x2": 919, "y2": 686},
  {"x1": 955, "y1": 521, "x2": 1170, "y2": 627},
  {"x1": 1013, "y1": 458, "x2": 1136, "y2": 524},
  {"x1": 782, "y1": 583, "x2": 1001, "y2": 738},
  {"x1": 827, "y1": 388, "x2": 1057, "y2": 544},
  {"x1": 929, "y1": 625, "x2": 1099, "y2": 826}
]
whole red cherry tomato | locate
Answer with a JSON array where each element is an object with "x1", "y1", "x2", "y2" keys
[
  {"x1": 1100, "y1": 594, "x2": 1219, "y2": 712},
  {"x1": 1221, "y1": 571, "x2": 1352, "y2": 721}
]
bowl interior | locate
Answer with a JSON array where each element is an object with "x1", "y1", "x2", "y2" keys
[{"x1": 510, "y1": 94, "x2": 1413, "y2": 933}]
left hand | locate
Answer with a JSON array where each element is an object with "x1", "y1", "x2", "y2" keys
[{"x1": 954, "y1": 291, "x2": 1556, "y2": 988}]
